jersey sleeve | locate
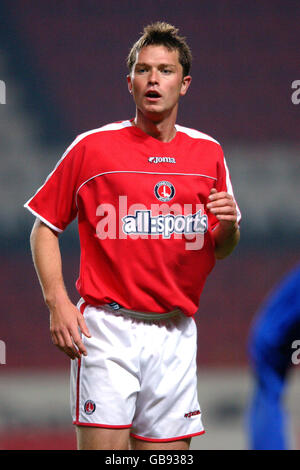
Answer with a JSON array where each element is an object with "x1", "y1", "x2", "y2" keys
[
  {"x1": 210, "y1": 149, "x2": 242, "y2": 231},
  {"x1": 24, "y1": 137, "x2": 85, "y2": 232}
]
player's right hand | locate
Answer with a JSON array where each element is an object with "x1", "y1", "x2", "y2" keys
[{"x1": 49, "y1": 300, "x2": 91, "y2": 360}]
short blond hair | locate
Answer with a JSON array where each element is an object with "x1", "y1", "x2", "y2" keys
[{"x1": 127, "y1": 22, "x2": 192, "y2": 77}]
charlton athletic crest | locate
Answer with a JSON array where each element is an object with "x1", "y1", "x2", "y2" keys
[
  {"x1": 84, "y1": 400, "x2": 96, "y2": 415},
  {"x1": 154, "y1": 181, "x2": 175, "y2": 202}
]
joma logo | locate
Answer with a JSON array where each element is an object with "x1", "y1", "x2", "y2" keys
[{"x1": 148, "y1": 156, "x2": 176, "y2": 164}]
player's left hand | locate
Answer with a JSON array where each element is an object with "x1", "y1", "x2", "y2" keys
[{"x1": 206, "y1": 188, "x2": 238, "y2": 231}]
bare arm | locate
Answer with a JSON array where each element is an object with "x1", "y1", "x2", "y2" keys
[
  {"x1": 30, "y1": 218, "x2": 91, "y2": 359},
  {"x1": 207, "y1": 188, "x2": 240, "y2": 259}
]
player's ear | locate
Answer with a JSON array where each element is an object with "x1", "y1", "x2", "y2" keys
[
  {"x1": 127, "y1": 74, "x2": 133, "y2": 94},
  {"x1": 180, "y1": 75, "x2": 192, "y2": 96}
]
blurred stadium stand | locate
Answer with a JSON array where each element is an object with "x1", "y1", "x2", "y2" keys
[{"x1": 0, "y1": 0, "x2": 299, "y2": 450}]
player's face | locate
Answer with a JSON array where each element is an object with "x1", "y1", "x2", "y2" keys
[{"x1": 127, "y1": 45, "x2": 191, "y2": 121}]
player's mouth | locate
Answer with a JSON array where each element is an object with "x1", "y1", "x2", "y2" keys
[{"x1": 145, "y1": 90, "x2": 162, "y2": 102}]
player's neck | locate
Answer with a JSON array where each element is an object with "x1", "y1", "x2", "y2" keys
[{"x1": 133, "y1": 110, "x2": 177, "y2": 143}]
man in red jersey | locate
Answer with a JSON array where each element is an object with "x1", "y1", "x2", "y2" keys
[{"x1": 25, "y1": 22, "x2": 241, "y2": 450}]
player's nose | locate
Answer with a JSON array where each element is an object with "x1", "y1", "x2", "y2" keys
[{"x1": 148, "y1": 69, "x2": 159, "y2": 85}]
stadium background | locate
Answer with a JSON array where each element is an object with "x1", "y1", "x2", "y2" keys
[{"x1": 0, "y1": 0, "x2": 299, "y2": 449}]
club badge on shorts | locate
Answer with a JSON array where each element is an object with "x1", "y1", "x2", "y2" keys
[
  {"x1": 154, "y1": 181, "x2": 175, "y2": 202},
  {"x1": 84, "y1": 400, "x2": 96, "y2": 415}
]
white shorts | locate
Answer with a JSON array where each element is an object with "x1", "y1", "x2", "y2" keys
[{"x1": 70, "y1": 300, "x2": 205, "y2": 442}]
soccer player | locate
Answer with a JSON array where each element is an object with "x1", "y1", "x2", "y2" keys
[
  {"x1": 246, "y1": 263, "x2": 300, "y2": 450},
  {"x1": 25, "y1": 22, "x2": 241, "y2": 450}
]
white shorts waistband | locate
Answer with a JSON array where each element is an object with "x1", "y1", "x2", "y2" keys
[{"x1": 102, "y1": 303, "x2": 183, "y2": 321}]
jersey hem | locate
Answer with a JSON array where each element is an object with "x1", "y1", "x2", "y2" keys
[
  {"x1": 130, "y1": 430, "x2": 205, "y2": 442},
  {"x1": 24, "y1": 203, "x2": 63, "y2": 233}
]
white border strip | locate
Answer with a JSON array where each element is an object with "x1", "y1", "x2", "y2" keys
[
  {"x1": 175, "y1": 124, "x2": 220, "y2": 145},
  {"x1": 223, "y1": 157, "x2": 242, "y2": 224},
  {"x1": 75, "y1": 170, "x2": 217, "y2": 207},
  {"x1": 24, "y1": 120, "x2": 133, "y2": 208},
  {"x1": 24, "y1": 202, "x2": 63, "y2": 233}
]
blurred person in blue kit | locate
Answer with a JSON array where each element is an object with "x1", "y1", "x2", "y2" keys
[{"x1": 246, "y1": 263, "x2": 300, "y2": 450}]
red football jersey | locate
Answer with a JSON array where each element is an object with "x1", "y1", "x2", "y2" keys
[{"x1": 24, "y1": 120, "x2": 241, "y2": 316}]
